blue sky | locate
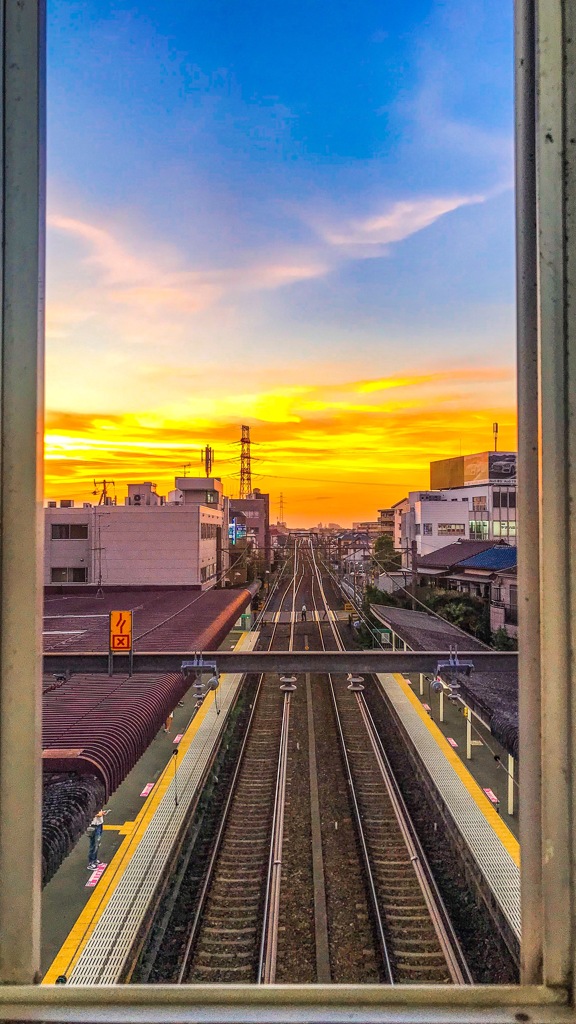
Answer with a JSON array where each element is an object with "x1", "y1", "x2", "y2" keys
[{"x1": 46, "y1": 0, "x2": 516, "y2": 523}]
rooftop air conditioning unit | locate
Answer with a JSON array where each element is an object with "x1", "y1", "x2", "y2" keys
[
  {"x1": 83, "y1": 502, "x2": 92, "y2": 508},
  {"x1": 47, "y1": 501, "x2": 57, "y2": 508},
  {"x1": 133, "y1": 494, "x2": 142, "y2": 504},
  {"x1": 59, "y1": 499, "x2": 74, "y2": 508}
]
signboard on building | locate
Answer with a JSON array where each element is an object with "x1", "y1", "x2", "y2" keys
[
  {"x1": 488, "y1": 452, "x2": 517, "y2": 481},
  {"x1": 228, "y1": 517, "x2": 247, "y2": 544},
  {"x1": 109, "y1": 610, "x2": 132, "y2": 652},
  {"x1": 431, "y1": 451, "x2": 517, "y2": 488}
]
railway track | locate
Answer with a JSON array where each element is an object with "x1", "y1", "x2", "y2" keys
[
  {"x1": 136, "y1": 539, "x2": 471, "y2": 985},
  {"x1": 177, "y1": 543, "x2": 300, "y2": 983},
  {"x1": 306, "y1": 543, "x2": 471, "y2": 984}
]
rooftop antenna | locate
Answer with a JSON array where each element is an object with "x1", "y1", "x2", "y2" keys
[
  {"x1": 93, "y1": 480, "x2": 115, "y2": 506},
  {"x1": 239, "y1": 425, "x2": 252, "y2": 499},
  {"x1": 200, "y1": 445, "x2": 214, "y2": 478},
  {"x1": 181, "y1": 463, "x2": 192, "y2": 477},
  {"x1": 493, "y1": 421, "x2": 499, "y2": 452}
]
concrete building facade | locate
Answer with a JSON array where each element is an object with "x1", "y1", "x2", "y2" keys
[
  {"x1": 45, "y1": 478, "x2": 226, "y2": 589},
  {"x1": 229, "y1": 488, "x2": 271, "y2": 566},
  {"x1": 401, "y1": 482, "x2": 517, "y2": 563}
]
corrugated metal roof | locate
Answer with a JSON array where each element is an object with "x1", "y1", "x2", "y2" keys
[
  {"x1": 42, "y1": 672, "x2": 188, "y2": 796},
  {"x1": 43, "y1": 586, "x2": 254, "y2": 652},
  {"x1": 456, "y1": 547, "x2": 518, "y2": 571},
  {"x1": 370, "y1": 604, "x2": 488, "y2": 653}
]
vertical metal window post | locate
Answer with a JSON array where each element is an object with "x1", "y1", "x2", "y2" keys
[
  {"x1": 532, "y1": 0, "x2": 576, "y2": 990},
  {"x1": 0, "y1": 1, "x2": 46, "y2": 984},
  {"x1": 515, "y1": 0, "x2": 542, "y2": 985}
]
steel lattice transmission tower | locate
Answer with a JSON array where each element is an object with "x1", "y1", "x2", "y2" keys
[{"x1": 239, "y1": 424, "x2": 252, "y2": 498}]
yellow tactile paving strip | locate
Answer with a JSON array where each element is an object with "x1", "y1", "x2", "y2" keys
[
  {"x1": 389, "y1": 673, "x2": 519, "y2": 866},
  {"x1": 43, "y1": 633, "x2": 252, "y2": 983}
]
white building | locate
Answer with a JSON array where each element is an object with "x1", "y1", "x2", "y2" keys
[
  {"x1": 44, "y1": 478, "x2": 227, "y2": 589},
  {"x1": 401, "y1": 481, "x2": 517, "y2": 562}
]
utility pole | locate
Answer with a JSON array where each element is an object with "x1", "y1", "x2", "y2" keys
[
  {"x1": 410, "y1": 540, "x2": 418, "y2": 610},
  {"x1": 493, "y1": 421, "x2": 499, "y2": 452},
  {"x1": 200, "y1": 445, "x2": 214, "y2": 478},
  {"x1": 239, "y1": 424, "x2": 252, "y2": 499},
  {"x1": 181, "y1": 463, "x2": 191, "y2": 477},
  {"x1": 93, "y1": 479, "x2": 115, "y2": 506}
]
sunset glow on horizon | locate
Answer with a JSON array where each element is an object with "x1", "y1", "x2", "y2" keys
[{"x1": 47, "y1": 0, "x2": 515, "y2": 525}]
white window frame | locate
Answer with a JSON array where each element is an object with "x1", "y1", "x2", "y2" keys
[{"x1": 0, "y1": 0, "x2": 575, "y2": 1019}]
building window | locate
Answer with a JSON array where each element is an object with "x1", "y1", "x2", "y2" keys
[
  {"x1": 51, "y1": 523, "x2": 88, "y2": 540},
  {"x1": 423, "y1": 523, "x2": 433, "y2": 535},
  {"x1": 473, "y1": 496, "x2": 487, "y2": 511},
  {"x1": 493, "y1": 491, "x2": 501, "y2": 509},
  {"x1": 414, "y1": 524, "x2": 421, "y2": 535},
  {"x1": 492, "y1": 586, "x2": 502, "y2": 603},
  {"x1": 493, "y1": 520, "x2": 517, "y2": 538},
  {"x1": 206, "y1": 491, "x2": 217, "y2": 504},
  {"x1": 437, "y1": 523, "x2": 466, "y2": 535},
  {"x1": 469, "y1": 520, "x2": 489, "y2": 541},
  {"x1": 50, "y1": 567, "x2": 87, "y2": 583},
  {"x1": 509, "y1": 490, "x2": 516, "y2": 508}
]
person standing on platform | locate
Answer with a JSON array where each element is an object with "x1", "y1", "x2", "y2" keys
[
  {"x1": 164, "y1": 710, "x2": 174, "y2": 733},
  {"x1": 301, "y1": 604, "x2": 307, "y2": 622},
  {"x1": 87, "y1": 808, "x2": 108, "y2": 869}
]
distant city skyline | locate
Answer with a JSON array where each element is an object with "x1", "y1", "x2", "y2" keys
[{"x1": 47, "y1": 0, "x2": 515, "y2": 525}]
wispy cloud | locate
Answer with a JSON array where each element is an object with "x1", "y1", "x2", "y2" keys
[
  {"x1": 315, "y1": 194, "x2": 485, "y2": 252},
  {"x1": 48, "y1": 213, "x2": 328, "y2": 322}
]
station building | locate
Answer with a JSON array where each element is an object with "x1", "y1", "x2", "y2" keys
[{"x1": 44, "y1": 477, "x2": 228, "y2": 589}]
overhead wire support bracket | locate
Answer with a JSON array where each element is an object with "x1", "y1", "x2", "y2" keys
[{"x1": 435, "y1": 644, "x2": 474, "y2": 686}]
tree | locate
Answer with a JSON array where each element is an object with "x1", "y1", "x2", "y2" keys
[
  {"x1": 373, "y1": 534, "x2": 401, "y2": 571},
  {"x1": 492, "y1": 626, "x2": 518, "y2": 651}
]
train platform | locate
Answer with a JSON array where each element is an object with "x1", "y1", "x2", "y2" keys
[
  {"x1": 377, "y1": 672, "x2": 520, "y2": 944},
  {"x1": 42, "y1": 629, "x2": 259, "y2": 984},
  {"x1": 403, "y1": 670, "x2": 519, "y2": 837}
]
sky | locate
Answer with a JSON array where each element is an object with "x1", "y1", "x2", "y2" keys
[{"x1": 47, "y1": 0, "x2": 516, "y2": 526}]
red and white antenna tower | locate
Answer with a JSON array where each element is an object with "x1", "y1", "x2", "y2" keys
[
  {"x1": 239, "y1": 425, "x2": 252, "y2": 498},
  {"x1": 200, "y1": 445, "x2": 214, "y2": 477}
]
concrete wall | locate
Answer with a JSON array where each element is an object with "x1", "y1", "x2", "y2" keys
[{"x1": 45, "y1": 503, "x2": 223, "y2": 587}]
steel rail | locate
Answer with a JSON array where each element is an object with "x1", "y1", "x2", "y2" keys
[
  {"x1": 309, "y1": 544, "x2": 471, "y2": 985},
  {"x1": 257, "y1": 690, "x2": 292, "y2": 983},
  {"x1": 257, "y1": 541, "x2": 301, "y2": 983},
  {"x1": 354, "y1": 694, "x2": 472, "y2": 985},
  {"x1": 176, "y1": 555, "x2": 295, "y2": 983},
  {"x1": 175, "y1": 674, "x2": 266, "y2": 983},
  {"x1": 307, "y1": 542, "x2": 394, "y2": 983}
]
